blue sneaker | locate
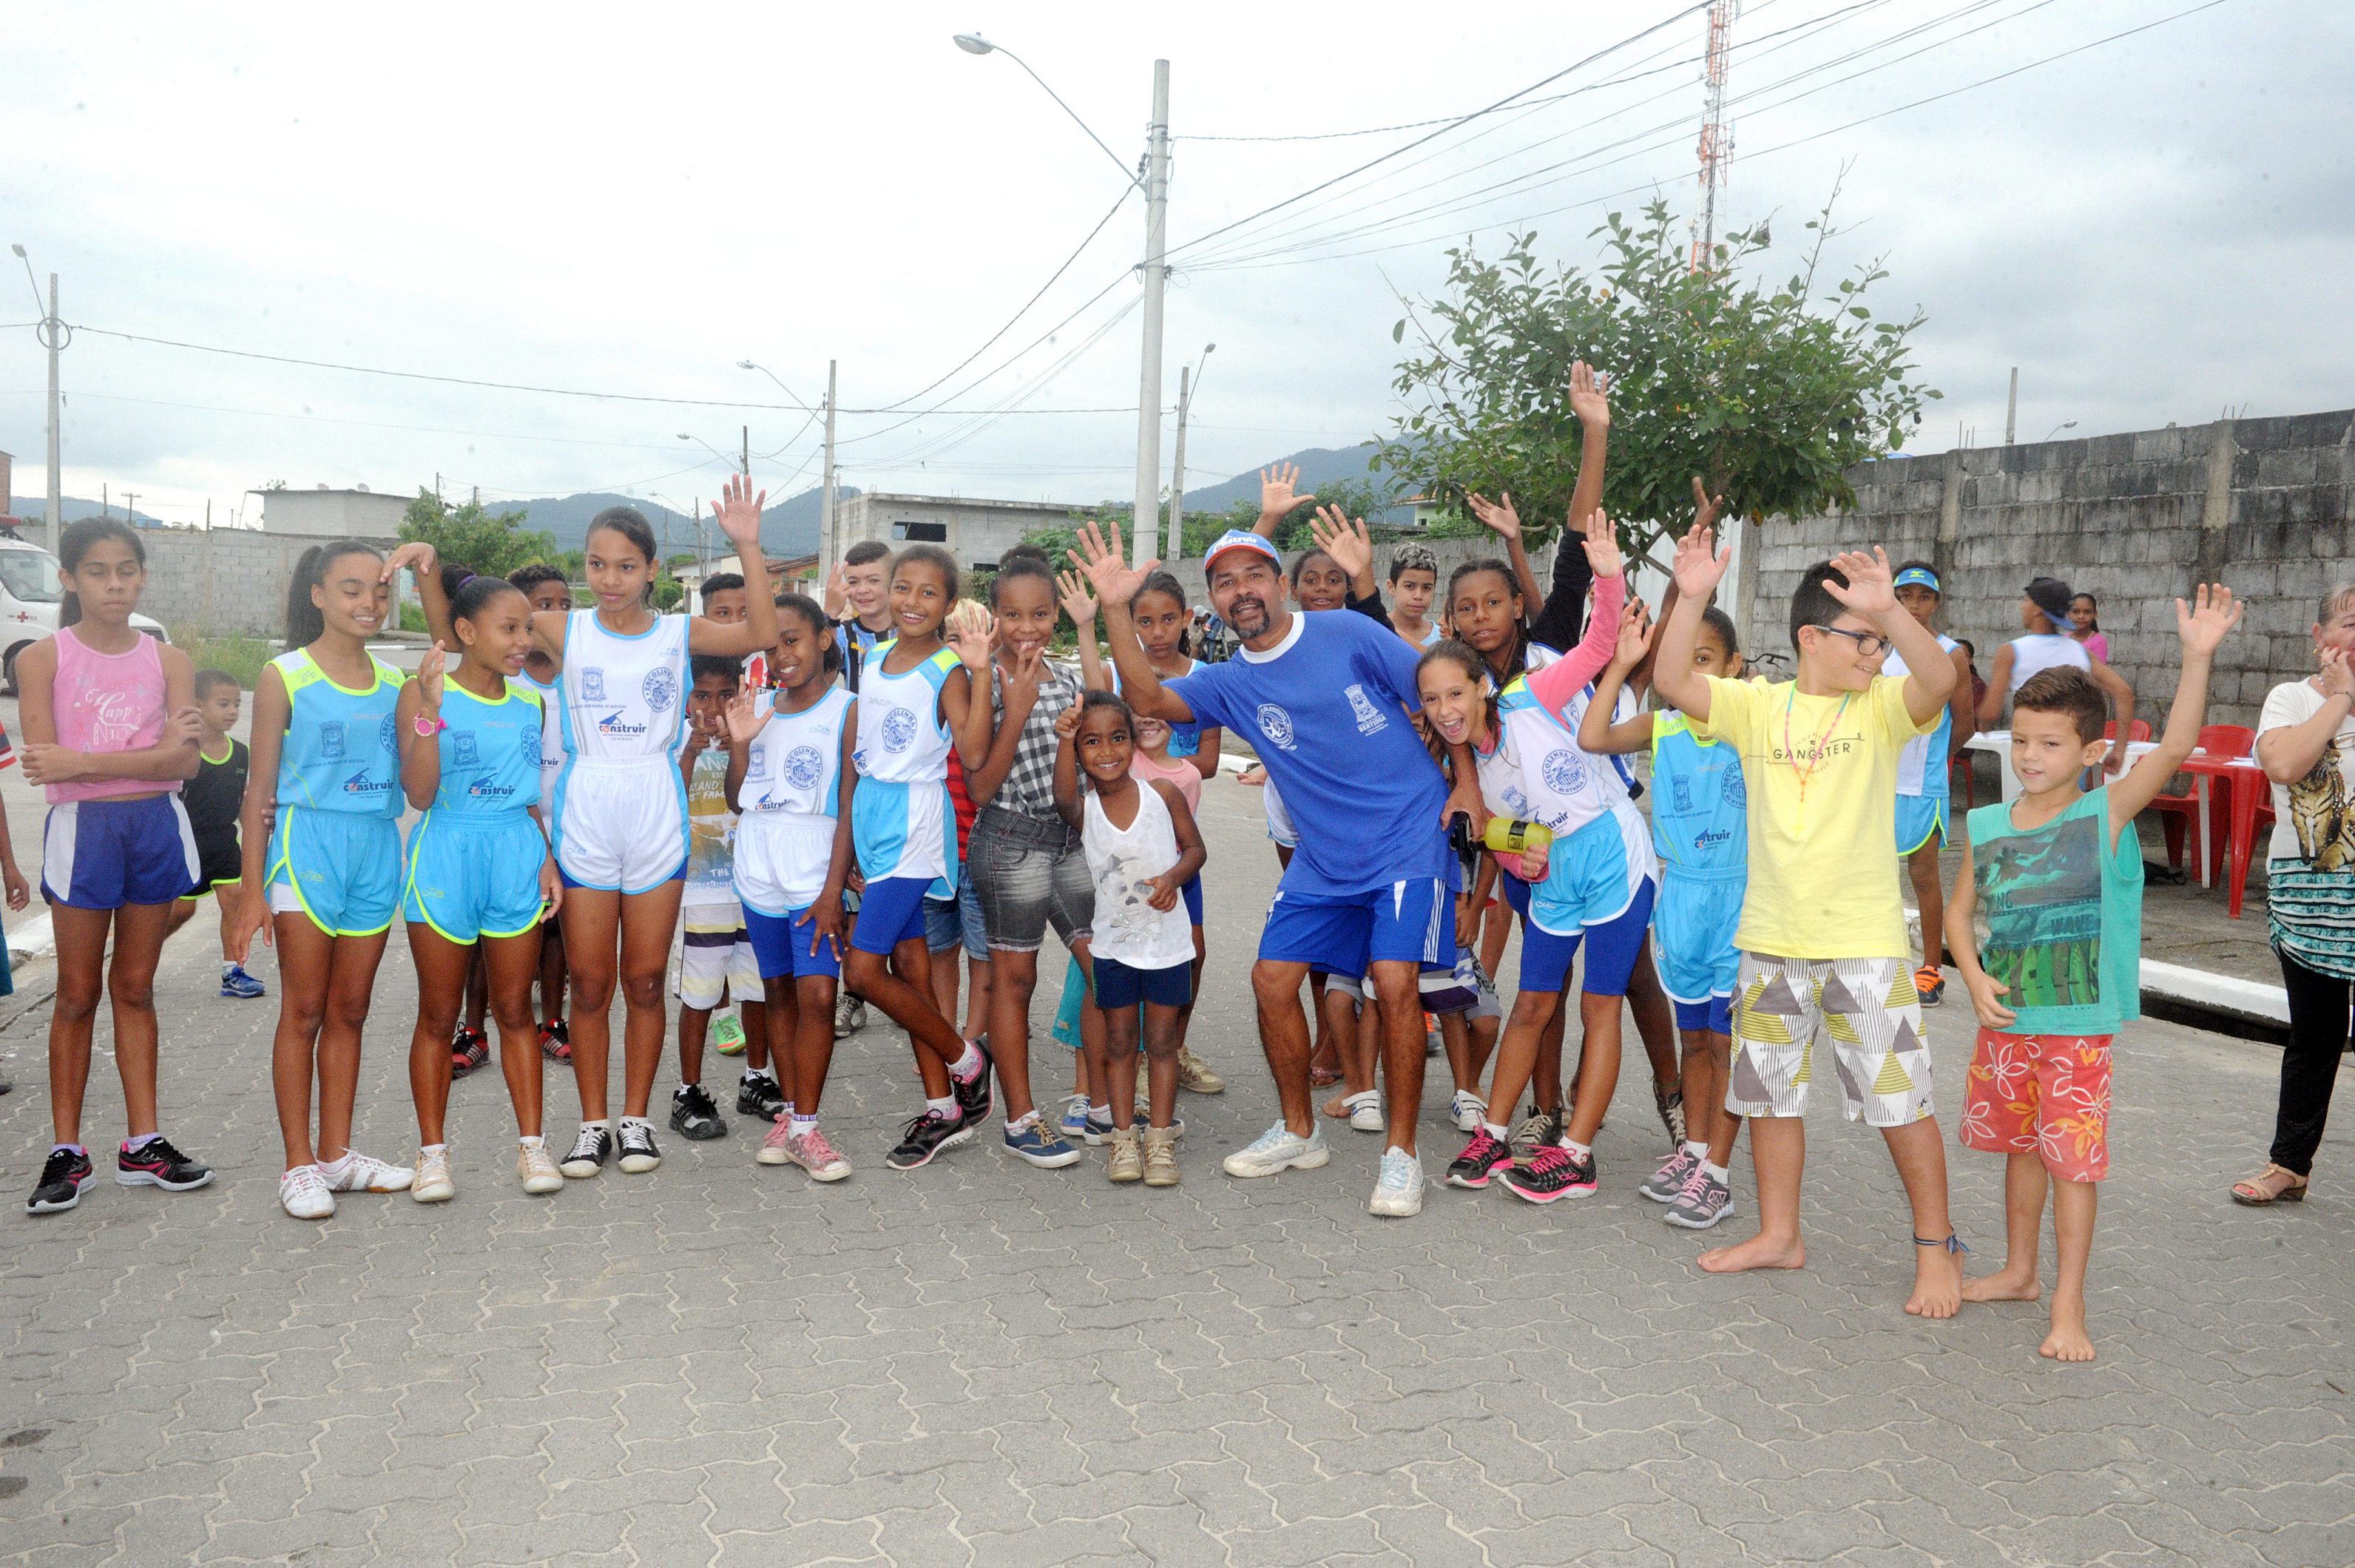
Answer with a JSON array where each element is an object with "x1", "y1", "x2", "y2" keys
[
  {"x1": 1002, "y1": 1116, "x2": 1081, "y2": 1169},
  {"x1": 220, "y1": 964, "x2": 266, "y2": 999},
  {"x1": 1058, "y1": 1095, "x2": 1091, "y2": 1142},
  {"x1": 1081, "y1": 1109, "x2": 1117, "y2": 1146}
]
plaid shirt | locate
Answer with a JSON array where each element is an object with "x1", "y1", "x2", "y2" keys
[{"x1": 985, "y1": 659, "x2": 1083, "y2": 822}]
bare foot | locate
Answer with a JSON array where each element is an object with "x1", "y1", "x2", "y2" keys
[
  {"x1": 1699, "y1": 1231, "x2": 1805, "y2": 1274},
  {"x1": 2041, "y1": 1297, "x2": 2095, "y2": 1362},
  {"x1": 1322, "y1": 1092, "x2": 1351, "y2": 1118},
  {"x1": 1905, "y1": 1246, "x2": 1964, "y2": 1319},
  {"x1": 1960, "y1": 1268, "x2": 2041, "y2": 1304}
]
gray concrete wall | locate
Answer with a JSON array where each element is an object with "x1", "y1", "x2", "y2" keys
[
  {"x1": 134, "y1": 528, "x2": 400, "y2": 640},
  {"x1": 1730, "y1": 410, "x2": 2355, "y2": 725}
]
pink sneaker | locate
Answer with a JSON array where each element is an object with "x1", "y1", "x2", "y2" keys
[
  {"x1": 755, "y1": 1115, "x2": 794, "y2": 1167},
  {"x1": 788, "y1": 1125, "x2": 851, "y2": 1183}
]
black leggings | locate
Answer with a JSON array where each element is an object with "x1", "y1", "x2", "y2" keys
[{"x1": 2269, "y1": 951, "x2": 2355, "y2": 1177}]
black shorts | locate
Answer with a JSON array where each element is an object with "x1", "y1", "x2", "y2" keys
[{"x1": 188, "y1": 827, "x2": 240, "y2": 896}]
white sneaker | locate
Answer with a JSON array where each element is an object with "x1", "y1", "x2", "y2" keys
[
  {"x1": 518, "y1": 1142, "x2": 564, "y2": 1195},
  {"x1": 1222, "y1": 1121, "x2": 1332, "y2": 1179},
  {"x1": 322, "y1": 1150, "x2": 413, "y2": 1193},
  {"x1": 1369, "y1": 1146, "x2": 1426, "y2": 1217},
  {"x1": 1450, "y1": 1090, "x2": 1486, "y2": 1134},
  {"x1": 279, "y1": 1165, "x2": 334, "y2": 1220},
  {"x1": 1344, "y1": 1089, "x2": 1385, "y2": 1133},
  {"x1": 411, "y1": 1148, "x2": 456, "y2": 1203}
]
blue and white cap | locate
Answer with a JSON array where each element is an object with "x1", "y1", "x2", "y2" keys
[
  {"x1": 1202, "y1": 530, "x2": 1283, "y2": 573},
  {"x1": 1894, "y1": 565, "x2": 1941, "y2": 592}
]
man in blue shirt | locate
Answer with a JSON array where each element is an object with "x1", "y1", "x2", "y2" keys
[{"x1": 1072, "y1": 519, "x2": 1483, "y2": 1217}]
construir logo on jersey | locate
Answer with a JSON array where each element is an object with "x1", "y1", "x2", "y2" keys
[
  {"x1": 642, "y1": 666, "x2": 679, "y2": 713},
  {"x1": 1257, "y1": 703, "x2": 1297, "y2": 751}
]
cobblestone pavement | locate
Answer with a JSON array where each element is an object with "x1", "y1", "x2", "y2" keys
[{"x1": 1, "y1": 778, "x2": 2350, "y2": 1567}]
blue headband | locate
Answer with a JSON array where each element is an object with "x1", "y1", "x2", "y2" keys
[{"x1": 1893, "y1": 567, "x2": 1939, "y2": 592}]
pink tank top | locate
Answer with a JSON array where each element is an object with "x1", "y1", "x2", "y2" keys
[
  {"x1": 48, "y1": 626, "x2": 176, "y2": 803},
  {"x1": 1129, "y1": 748, "x2": 1200, "y2": 814}
]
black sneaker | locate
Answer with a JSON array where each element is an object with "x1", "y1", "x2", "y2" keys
[
  {"x1": 115, "y1": 1136, "x2": 214, "y2": 1192},
  {"x1": 1445, "y1": 1128, "x2": 1513, "y2": 1190},
  {"x1": 885, "y1": 1108, "x2": 974, "y2": 1172},
  {"x1": 950, "y1": 1038, "x2": 995, "y2": 1126},
  {"x1": 669, "y1": 1084, "x2": 727, "y2": 1141},
  {"x1": 618, "y1": 1121, "x2": 663, "y2": 1174},
  {"x1": 1500, "y1": 1142, "x2": 1598, "y2": 1204},
  {"x1": 450, "y1": 1024, "x2": 489, "y2": 1078},
  {"x1": 737, "y1": 1073, "x2": 787, "y2": 1121},
  {"x1": 560, "y1": 1126, "x2": 612, "y2": 1179},
  {"x1": 26, "y1": 1147, "x2": 93, "y2": 1214}
]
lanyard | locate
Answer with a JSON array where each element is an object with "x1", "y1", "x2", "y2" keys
[{"x1": 1781, "y1": 688, "x2": 1854, "y2": 831}]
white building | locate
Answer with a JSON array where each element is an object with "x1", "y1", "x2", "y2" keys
[
  {"x1": 832, "y1": 493, "x2": 1080, "y2": 574},
  {"x1": 255, "y1": 485, "x2": 410, "y2": 537}
]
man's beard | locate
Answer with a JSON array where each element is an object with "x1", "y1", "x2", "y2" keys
[{"x1": 1227, "y1": 594, "x2": 1271, "y2": 639}]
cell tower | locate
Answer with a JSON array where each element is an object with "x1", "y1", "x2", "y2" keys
[{"x1": 1690, "y1": 0, "x2": 1740, "y2": 273}]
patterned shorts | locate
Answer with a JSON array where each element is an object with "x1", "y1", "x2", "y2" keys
[
  {"x1": 1959, "y1": 1027, "x2": 2112, "y2": 1182},
  {"x1": 1726, "y1": 953, "x2": 1935, "y2": 1128}
]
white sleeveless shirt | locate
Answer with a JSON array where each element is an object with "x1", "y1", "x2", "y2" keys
[
  {"x1": 558, "y1": 608, "x2": 689, "y2": 767},
  {"x1": 1082, "y1": 782, "x2": 1195, "y2": 971},
  {"x1": 2006, "y1": 632, "x2": 2090, "y2": 693},
  {"x1": 734, "y1": 687, "x2": 853, "y2": 914}
]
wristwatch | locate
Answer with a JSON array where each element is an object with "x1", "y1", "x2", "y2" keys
[{"x1": 414, "y1": 713, "x2": 447, "y2": 737}]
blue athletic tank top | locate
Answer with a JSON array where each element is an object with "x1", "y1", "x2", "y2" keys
[
  {"x1": 1649, "y1": 709, "x2": 1748, "y2": 880},
  {"x1": 430, "y1": 677, "x2": 544, "y2": 817},
  {"x1": 1887, "y1": 633, "x2": 1960, "y2": 800},
  {"x1": 271, "y1": 649, "x2": 405, "y2": 817}
]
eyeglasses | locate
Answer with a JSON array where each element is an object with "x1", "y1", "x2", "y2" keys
[{"x1": 1811, "y1": 625, "x2": 1890, "y2": 658}]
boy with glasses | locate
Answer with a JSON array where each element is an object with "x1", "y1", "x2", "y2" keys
[{"x1": 1652, "y1": 534, "x2": 1967, "y2": 1319}]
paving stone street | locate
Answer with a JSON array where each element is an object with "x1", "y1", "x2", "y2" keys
[{"x1": 1, "y1": 774, "x2": 2350, "y2": 1567}]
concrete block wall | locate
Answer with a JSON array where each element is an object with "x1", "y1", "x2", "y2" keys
[
  {"x1": 1731, "y1": 410, "x2": 2355, "y2": 726},
  {"x1": 135, "y1": 529, "x2": 400, "y2": 640}
]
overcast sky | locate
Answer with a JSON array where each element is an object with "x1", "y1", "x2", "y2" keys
[{"x1": 1, "y1": 0, "x2": 2344, "y2": 528}]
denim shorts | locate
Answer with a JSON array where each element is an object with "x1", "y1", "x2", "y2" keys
[
  {"x1": 968, "y1": 808, "x2": 1093, "y2": 955},
  {"x1": 925, "y1": 875, "x2": 990, "y2": 961}
]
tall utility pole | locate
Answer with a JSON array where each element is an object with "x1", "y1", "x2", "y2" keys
[
  {"x1": 2004, "y1": 367, "x2": 2019, "y2": 445},
  {"x1": 821, "y1": 359, "x2": 839, "y2": 575},
  {"x1": 1689, "y1": 1, "x2": 1740, "y2": 272},
  {"x1": 1132, "y1": 60, "x2": 1171, "y2": 558},
  {"x1": 122, "y1": 490, "x2": 138, "y2": 524},
  {"x1": 1166, "y1": 367, "x2": 1192, "y2": 564},
  {"x1": 740, "y1": 425, "x2": 750, "y2": 476}
]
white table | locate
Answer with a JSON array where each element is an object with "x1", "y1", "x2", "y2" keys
[{"x1": 1962, "y1": 731, "x2": 2261, "y2": 889}]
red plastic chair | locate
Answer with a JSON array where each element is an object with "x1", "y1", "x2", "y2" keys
[
  {"x1": 1948, "y1": 750, "x2": 1975, "y2": 811},
  {"x1": 2103, "y1": 720, "x2": 2155, "y2": 743},
  {"x1": 2145, "y1": 724, "x2": 2257, "y2": 877}
]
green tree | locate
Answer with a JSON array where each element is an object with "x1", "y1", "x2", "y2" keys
[
  {"x1": 400, "y1": 490, "x2": 560, "y2": 578},
  {"x1": 1379, "y1": 195, "x2": 1937, "y2": 561}
]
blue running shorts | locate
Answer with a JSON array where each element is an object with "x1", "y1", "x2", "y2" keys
[
  {"x1": 268, "y1": 807, "x2": 402, "y2": 936},
  {"x1": 747, "y1": 902, "x2": 846, "y2": 981},
  {"x1": 1260, "y1": 875, "x2": 1450, "y2": 974},
  {"x1": 402, "y1": 811, "x2": 549, "y2": 944},
  {"x1": 849, "y1": 873, "x2": 933, "y2": 956},
  {"x1": 1093, "y1": 955, "x2": 1192, "y2": 1010},
  {"x1": 1518, "y1": 875, "x2": 1658, "y2": 997},
  {"x1": 41, "y1": 794, "x2": 200, "y2": 910},
  {"x1": 1654, "y1": 870, "x2": 1744, "y2": 1033},
  {"x1": 1895, "y1": 794, "x2": 1948, "y2": 856}
]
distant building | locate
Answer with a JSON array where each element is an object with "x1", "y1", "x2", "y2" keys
[
  {"x1": 833, "y1": 493, "x2": 1077, "y2": 572},
  {"x1": 255, "y1": 485, "x2": 409, "y2": 538}
]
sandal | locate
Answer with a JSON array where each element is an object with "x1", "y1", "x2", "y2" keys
[
  {"x1": 1309, "y1": 1066, "x2": 1342, "y2": 1088},
  {"x1": 2231, "y1": 1163, "x2": 2309, "y2": 1206}
]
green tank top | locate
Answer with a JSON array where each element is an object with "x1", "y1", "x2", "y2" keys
[{"x1": 1963, "y1": 784, "x2": 2143, "y2": 1036}]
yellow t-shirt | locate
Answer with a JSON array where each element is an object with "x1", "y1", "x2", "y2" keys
[{"x1": 1696, "y1": 673, "x2": 1935, "y2": 960}]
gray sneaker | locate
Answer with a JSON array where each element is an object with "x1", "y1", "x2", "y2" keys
[
  {"x1": 1368, "y1": 1146, "x2": 1426, "y2": 1217},
  {"x1": 1639, "y1": 1146, "x2": 1699, "y2": 1203},
  {"x1": 1222, "y1": 1121, "x2": 1331, "y2": 1178},
  {"x1": 1663, "y1": 1163, "x2": 1734, "y2": 1230},
  {"x1": 1507, "y1": 1104, "x2": 1562, "y2": 1161}
]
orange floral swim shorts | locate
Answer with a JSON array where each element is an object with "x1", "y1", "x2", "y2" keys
[{"x1": 1959, "y1": 1027, "x2": 2112, "y2": 1182}]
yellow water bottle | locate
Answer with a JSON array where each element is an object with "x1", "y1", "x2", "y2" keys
[{"x1": 1482, "y1": 818, "x2": 1553, "y2": 856}]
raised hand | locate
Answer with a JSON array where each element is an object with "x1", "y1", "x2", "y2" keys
[
  {"x1": 380, "y1": 540, "x2": 439, "y2": 585},
  {"x1": 1258, "y1": 462, "x2": 1316, "y2": 523},
  {"x1": 1055, "y1": 569, "x2": 1099, "y2": 628},
  {"x1": 1607, "y1": 595, "x2": 1651, "y2": 672},
  {"x1": 1464, "y1": 491, "x2": 1521, "y2": 541},
  {"x1": 2175, "y1": 584, "x2": 2242, "y2": 658},
  {"x1": 1822, "y1": 547, "x2": 1898, "y2": 619},
  {"x1": 1001, "y1": 641, "x2": 1047, "y2": 712},
  {"x1": 1065, "y1": 518, "x2": 1156, "y2": 607},
  {"x1": 1690, "y1": 476, "x2": 1726, "y2": 535},
  {"x1": 1567, "y1": 359, "x2": 1612, "y2": 431},
  {"x1": 711, "y1": 473, "x2": 768, "y2": 552},
  {"x1": 822, "y1": 562, "x2": 849, "y2": 619},
  {"x1": 1308, "y1": 505, "x2": 1373, "y2": 582},
  {"x1": 1054, "y1": 703, "x2": 1084, "y2": 740},
  {"x1": 723, "y1": 687, "x2": 767, "y2": 746},
  {"x1": 945, "y1": 601, "x2": 996, "y2": 672},
  {"x1": 1581, "y1": 509, "x2": 1625, "y2": 580},
  {"x1": 417, "y1": 642, "x2": 447, "y2": 714},
  {"x1": 1671, "y1": 521, "x2": 1730, "y2": 599}
]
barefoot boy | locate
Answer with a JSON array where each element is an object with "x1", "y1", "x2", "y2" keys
[
  {"x1": 1652, "y1": 530, "x2": 1964, "y2": 1316},
  {"x1": 1945, "y1": 587, "x2": 2240, "y2": 1361}
]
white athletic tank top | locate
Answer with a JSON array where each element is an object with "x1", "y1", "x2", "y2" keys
[
  {"x1": 1082, "y1": 783, "x2": 1195, "y2": 971},
  {"x1": 520, "y1": 668, "x2": 564, "y2": 808},
  {"x1": 851, "y1": 640, "x2": 961, "y2": 886},
  {"x1": 2006, "y1": 632, "x2": 2090, "y2": 693},
  {"x1": 558, "y1": 608, "x2": 689, "y2": 767},
  {"x1": 1479, "y1": 675, "x2": 1635, "y2": 841},
  {"x1": 735, "y1": 688, "x2": 853, "y2": 912}
]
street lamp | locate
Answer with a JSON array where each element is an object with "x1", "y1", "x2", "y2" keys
[
  {"x1": 956, "y1": 34, "x2": 1169, "y2": 570},
  {"x1": 11, "y1": 243, "x2": 62, "y2": 550},
  {"x1": 2045, "y1": 421, "x2": 2078, "y2": 442}
]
